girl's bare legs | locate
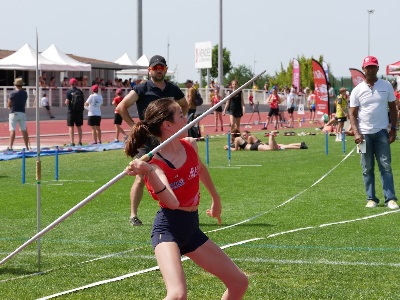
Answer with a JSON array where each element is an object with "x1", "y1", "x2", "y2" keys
[
  {"x1": 186, "y1": 240, "x2": 248, "y2": 300},
  {"x1": 217, "y1": 112, "x2": 224, "y2": 131},
  {"x1": 281, "y1": 143, "x2": 301, "y2": 149},
  {"x1": 91, "y1": 126, "x2": 97, "y2": 143},
  {"x1": 268, "y1": 134, "x2": 279, "y2": 150},
  {"x1": 214, "y1": 113, "x2": 218, "y2": 131},
  {"x1": 155, "y1": 242, "x2": 187, "y2": 300},
  {"x1": 115, "y1": 124, "x2": 126, "y2": 140}
]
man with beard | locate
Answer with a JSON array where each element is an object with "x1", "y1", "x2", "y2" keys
[{"x1": 117, "y1": 55, "x2": 189, "y2": 226}]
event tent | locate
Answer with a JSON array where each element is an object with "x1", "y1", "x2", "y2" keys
[
  {"x1": 386, "y1": 61, "x2": 400, "y2": 75},
  {"x1": 0, "y1": 43, "x2": 66, "y2": 71},
  {"x1": 41, "y1": 44, "x2": 91, "y2": 71},
  {"x1": 116, "y1": 53, "x2": 174, "y2": 77}
]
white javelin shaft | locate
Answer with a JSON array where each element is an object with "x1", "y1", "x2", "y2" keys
[
  {"x1": 149, "y1": 70, "x2": 266, "y2": 155},
  {"x1": 0, "y1": 70, "x2": 265, "y2": 266}
]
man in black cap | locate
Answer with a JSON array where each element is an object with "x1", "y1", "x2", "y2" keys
[{"x1": 117, "y1": 55, "x2": 189, "y2": 226}]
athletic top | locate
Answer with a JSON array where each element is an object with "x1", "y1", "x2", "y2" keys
[
  {"x1": 133, "y1": 80, "x2": 185, "y2": 120},
  {"x1": 145, "y1": 139, "x2": 200, "y2": 208},
  {"x1": 113, "y1": 96, "x2": 123, "y2": 113},
  {"x1": 350, "y1": 79, "x2": 396, "y2": 134},
  {"x1": 85, "y1": 93, "x2": 103, "y2": 116},
  {"x1": 335, "y1": 95, "x2": 347, "y2": 118},
  {"x1": 9, "y1": 89, "x2": 28, "y2": 113},
  {"x1": 269, "y1": 94, "x2": 280, "y2": 109},
  {"x1": 238, "y1": 140, "x2": 248, "y2": 150}
]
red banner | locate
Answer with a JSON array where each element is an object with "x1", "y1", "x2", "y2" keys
[
  {"x1": 312, "y1": 59, "x2": 328, "y2": 115},
  {"x1": 292, "y1": 58, "x2": 300, "y2": 91},
  {"x1": 349, "y1": 68, "x2": 365, "y2": 87}
]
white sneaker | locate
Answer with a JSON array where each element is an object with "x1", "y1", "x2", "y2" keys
[
  {"x1": 386, "y1": 200, "x2": 399, "y2": 210},
  {"x1": 365, "y1": 200, "x2": 377, "y2": 208}
]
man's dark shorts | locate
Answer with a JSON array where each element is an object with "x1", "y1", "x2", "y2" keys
[
  {"x1": 67, "y1": 111, "x2": 83, "y2": 127},
  {"x1": 88, "y1": 116, "x2": 101, "y2": 126}
]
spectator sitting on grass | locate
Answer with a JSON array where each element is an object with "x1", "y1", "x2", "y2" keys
[{"x1": 224, "y1": 129, "x2": 308, "y2": 151}]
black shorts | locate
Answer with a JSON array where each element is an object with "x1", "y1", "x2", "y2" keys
[
  {"x1": 44, "y1": 105, "x2": 50, "y2": 111},
  {"x1": 114, "y1": 113, "x2": 123, "y2": 125},
  {"x1": 250, "y1": 142, "x2": 261, "y2": 151},
  {"x1": 335, "y1": 117, "x2": 347, "y2": 122},
  {"x1": 88, "y1": 116, "x2": 101, "y2": 126},
  {"x1": 136, "y1": 135, "x2": 160, "y2": 159},
  {"x1": 151, "y1": 208, "x2": 209, "y2": 255},
  {"x1": 215, "y1": 106, "x2": 222, "y2": 112},
  {"x1": 268, "y1": 108, "x2": 279, "y2": 117},
  {"x1": 287, "y1": 107, "x2": 294, "y2": 114},
  {"x1": 67, "y1": 111, "x2": 83, "y2": 127}
]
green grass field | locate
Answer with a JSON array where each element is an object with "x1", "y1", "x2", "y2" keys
[{"x1": 1, "y1": 131, "x2": 400, "y2": 299}]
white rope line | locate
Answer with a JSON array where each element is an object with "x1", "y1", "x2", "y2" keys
[
  {"x1": 205, "y1": 147, "x2": 356, "y2": 234},
  {"x1": 36, "y1": 238, "x2": 263, "y2": 300}
]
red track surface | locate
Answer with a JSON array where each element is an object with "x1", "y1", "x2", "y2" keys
[{"x1": 0, "y1": 111, "x2": 317, "y2": 150}]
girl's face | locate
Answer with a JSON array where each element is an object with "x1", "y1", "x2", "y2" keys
[
  {"x1": 168, "y1": 104, "x2": 187, "y2": 138},
  {"x1": 232, "y1": 81, "x2": 238, "y2": 89}
]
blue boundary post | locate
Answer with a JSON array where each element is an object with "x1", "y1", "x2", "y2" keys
[
  {"x1": 205, "y1": 135, "x2": 209, "y2": 167},
  {"x1": 22, "y1": 148, "x2": 26, "y2": 184},
  {"x1": 55, "y1": 146, "x2": 59, "y2": 180},
  {"x1": 325, "y1": 131, "x2": 329, "y2": 155},
  {"x1": 227, "y1": 131, "x2": 231, "y2": 166},
  {"x1": 342, "y1": 130, "x2": 346, "y2": 153}
]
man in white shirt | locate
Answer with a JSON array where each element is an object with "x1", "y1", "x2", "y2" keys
[{"x1": 349, "y1": 56, "x2": 398, "y2": 210}]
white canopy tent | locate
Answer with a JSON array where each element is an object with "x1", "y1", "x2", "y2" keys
[
  {"x1": 0, "y1": 43, "x2": 66, "y2": 71},
  {"x1": 41, "y1": 44, "x2": 91, "y2": 71},
  {"x1": 115, "y1": 53, "x2": 174, "y2": 77}
]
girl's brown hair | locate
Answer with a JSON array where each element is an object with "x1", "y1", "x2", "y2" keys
[{"x1": 124, "y1": 98, "x2": 177, "y2": 158}]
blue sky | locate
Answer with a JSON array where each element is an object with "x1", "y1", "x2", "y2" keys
[{"x1": 1, "y1": 0, "x2": 398, "y2": 83}]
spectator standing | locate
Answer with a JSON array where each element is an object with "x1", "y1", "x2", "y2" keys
[
  {"x1": 306, "y1": 88, "x2": 316, "y2": 123},
  {"x1": 61, "y1": 77, "x2": 69, "y2": 88},
  {"x1": 264, "y1": 87, "x2": 281, "y2": 130},
  {"x1": 41, "y1": 92, "x2": 55, "y2": 119},
  {"x1": 185, "y1": 79, "x2": 197, "y2": 137},
  {"x1": 65, "y1": 78, "x2": 84, "y2": 146},
  {"x1": 349, "y1": 56, "x2": 398, "y2": 210},
  {"x1": 223, "y1": 79, "x2": 245, "y2": 131},
  {"x1": 211, "y1": 88, "x2": 224, "y2": 131},
  {"x1": 85, "y1": 85, "x2": 103, "y2": 144},
  {"x1": 112, "y1": 89, "x2": 127, "y2": 142},
  {"x1": 334, "y1": 87, "x2": 348, "y2": 141},
  {"x1": 7, "y1": 78, "x2": 30, "y2": 151},
  {"x1": 117, "y1": 55, "x2": 188, "y2": 226},
  {"x1": 48, "y1": 76, "x2": 57, "y2": 88},
  {"x1": 124, "y1": 98, "x2": 248, "y2": 299},
  {"x1": 286, "y1": 86, "x2": 295, "y2": 128}
]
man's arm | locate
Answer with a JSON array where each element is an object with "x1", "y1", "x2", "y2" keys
[
  {"x1": 349, "y1": 106, "x2": 362, "y2": 144},
  {"x1": 116, "y1": 90, "x2": 139, "y2": 127},
  {"x1": 176, "y1": 97, "x2": 189, "y2": 116},
  {"x1": 7, "y1": 98, "x2": 11, "y2": 109}
]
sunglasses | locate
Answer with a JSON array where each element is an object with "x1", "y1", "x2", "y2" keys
[{"x1": 149, "y1": 65, "x2": 166, "y2": 71}]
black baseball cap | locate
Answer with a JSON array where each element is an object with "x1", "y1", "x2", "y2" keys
[{"x1": 149, "y1": 55, "x2": 167, "y2": 67}]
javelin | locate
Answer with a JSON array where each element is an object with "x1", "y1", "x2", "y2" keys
[{"x1": 0, "y1": 70, "x2": 265, "y2": 266}]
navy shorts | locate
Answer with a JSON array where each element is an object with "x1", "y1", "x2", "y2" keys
[
  {"x1": 151, "y1": 208, "x2": 209, "y2": 255},
  {"x1": 67, "y1": 111, "x2": 83, "y2": 127},
  {"x1": 88, "y1": 116, "x2": 101, "y2": 126},
  {"x1": 268, "y1": 108, "x2": 279, "y2": 117}
]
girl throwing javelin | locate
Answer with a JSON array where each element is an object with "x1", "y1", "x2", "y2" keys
[{"x1": 125, "y1": 98, "x2": 248, "y2": 299}]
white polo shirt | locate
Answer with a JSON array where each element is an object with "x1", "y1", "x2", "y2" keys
[{"x1": 349, "y1": 79, "x2": 395, "y2": 134}]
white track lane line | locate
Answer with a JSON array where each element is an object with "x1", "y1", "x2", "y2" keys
[{"x1": 37, "y1": 238, "x2": 262, "y2": 300}]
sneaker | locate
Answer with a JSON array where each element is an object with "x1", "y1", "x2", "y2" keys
[
  {"x1": 50, "y1": 116, "x2": 55, "y2": 119},
  {"x1": 300, "y1": 142, "x2": 308, "y2": 149},
  {"x1": 78, "y1": 142, "x2": 83, "y2": 146},
  {"x1": 129, "y1": 216, "x2": 143, "y2": 226},
  {"x1": 386, "y1": 200, "x2": 399, "y2": 210},
  {"x1": 113, "y1": 139, "x2": 119, "y2": 143},
  {"x1": 365, "y1": 200, "x2": 377, "y2": 208},
  {"x1": 68, "y1": 143, "x2": 75, "y2": 146}
]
